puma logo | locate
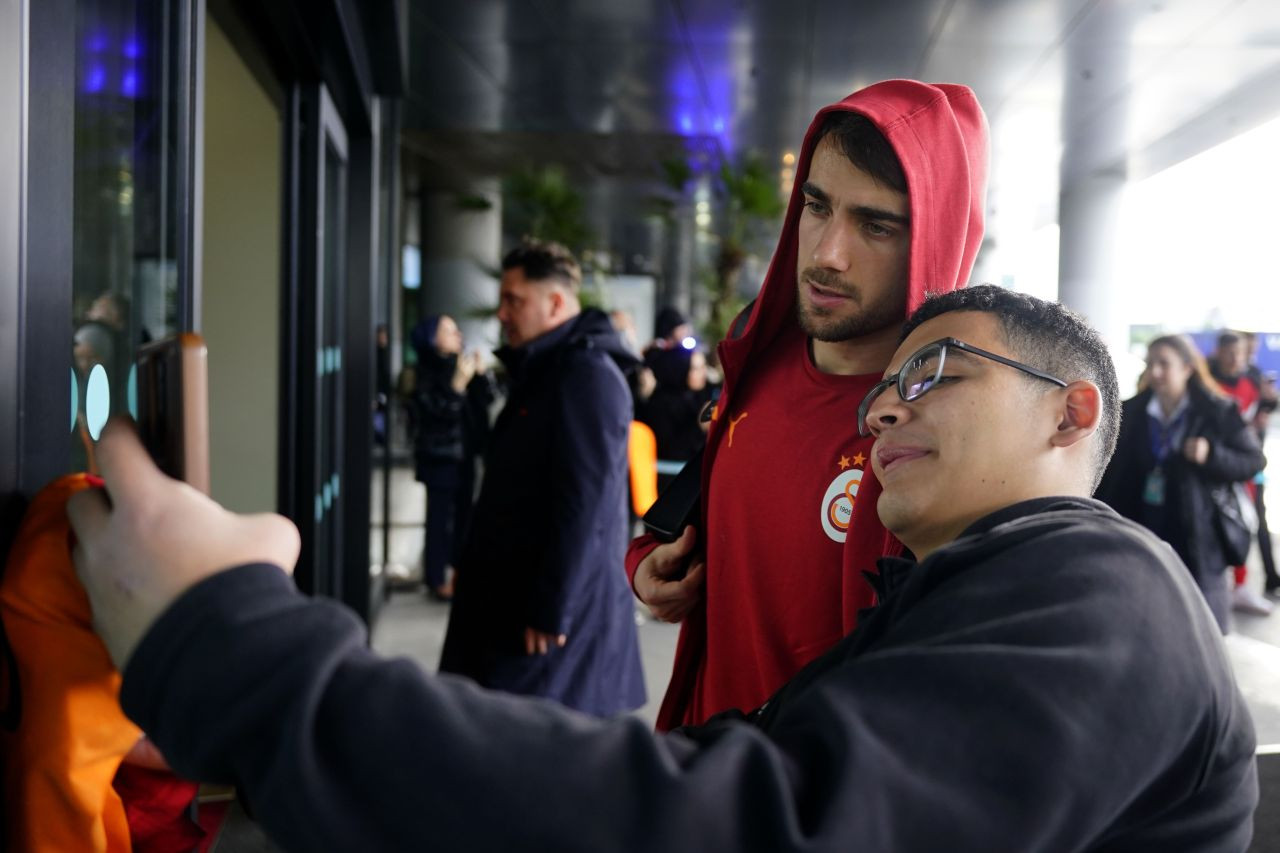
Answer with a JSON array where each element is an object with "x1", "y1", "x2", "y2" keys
[{"x1": 727, "y1": 412, "x2": 749, "y2": 447}]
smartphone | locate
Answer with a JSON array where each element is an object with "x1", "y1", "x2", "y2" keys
[
  {"x1": 641, "y1": 447, "x2": 702, "y2": 543},
  {"x1": 134, "y1": 333, "x2": 210, "y2": 494}
]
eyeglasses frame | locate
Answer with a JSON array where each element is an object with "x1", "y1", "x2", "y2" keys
[{"x1": 857, "y1": 337, "x2": 1069, "y2": 437}]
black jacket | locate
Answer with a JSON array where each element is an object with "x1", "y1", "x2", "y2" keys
[
  {"x1": 439, "y1": 309, "x2": 645, "y2": 716},
  {"x1": 636, "y1": 384, "x2": 712, "y2": 463},
  {"x1": 122, "y1": 497, "x2": 1256, "y2": 852},
  {"x1": 410, "y1": 351, "x2": 466, "y2": 470},
  {"x1": 1096, "y1": 386, "x2": 1265, "y2": 580}
]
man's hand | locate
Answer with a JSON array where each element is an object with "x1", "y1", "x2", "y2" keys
[
  {"x1": 524, "y1": 626, "x2": 567, "y2": 655},
  {"x1": 633, "y1": 526, "x2": 706, "y2": 623},
  {"x1": 66, "y1": 418, "x2": 301, "y2": 670}
]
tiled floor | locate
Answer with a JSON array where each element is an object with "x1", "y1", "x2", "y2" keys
[{"x1": 370, "y1": 459, "x2": 1280, "y2": 743}]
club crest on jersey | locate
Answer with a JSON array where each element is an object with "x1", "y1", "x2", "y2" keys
[{"x1": 821, "y1": 466, "x2": 864, "y2": 543}]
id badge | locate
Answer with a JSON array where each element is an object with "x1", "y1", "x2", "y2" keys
[{"x1": 1143, "y1": 467, "x2": 1166, "y2": 506}]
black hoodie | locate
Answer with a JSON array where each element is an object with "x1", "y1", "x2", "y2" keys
[{"x1": 123, "y1": 497, "x2": 1256, "y2": 851}]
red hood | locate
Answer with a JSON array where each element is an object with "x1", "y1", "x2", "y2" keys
[{"x1": 717, "y1": 79, "x2": 989, "y2": 390}]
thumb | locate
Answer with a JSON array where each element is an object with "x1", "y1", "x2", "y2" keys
[{"x1": 672, "y1": 525, "x2": 698, "y2": 555}]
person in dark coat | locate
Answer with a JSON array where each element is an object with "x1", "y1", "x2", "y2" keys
[
  {"x1": 409, "y1": 314, "x2": 490, "y2": 601},
  {"x1": 438, "y1": 240, "x2": 645, "y2": 716},
  {"x1": 1097, "y1": 333, "x2": 1266, "y2": 631},
  {"x1": 636, "y1": 345, "x2": 713, "y2": 487}
]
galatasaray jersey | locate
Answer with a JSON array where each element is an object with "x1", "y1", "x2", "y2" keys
[{"x1": 694, "y1": 324, "x2": 882, "y2": 722}]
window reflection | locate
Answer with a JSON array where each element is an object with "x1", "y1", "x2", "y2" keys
[{"x1": 70, "y1": 0, "x2": 183, "y2": 471}]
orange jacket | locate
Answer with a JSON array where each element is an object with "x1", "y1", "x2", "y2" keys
[{"x1": 0, "y1": 474, "x2": 141, "y2": 851}]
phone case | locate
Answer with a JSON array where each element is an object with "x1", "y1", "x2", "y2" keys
[
  {"x1": 134, "y1": 333, "x2": 210, "y2": 494},
  {"x1": 641, "y1": 446, "x2": 703, "y2": 542}
]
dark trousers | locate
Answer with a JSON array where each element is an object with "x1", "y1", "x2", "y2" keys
[
  {"x1": 424, "y1": 483, "x2": 458, "y2": 589},
  {"x1": 1259, "y1": 482, "x2": 1278, "y2": 589},
  {"x1": 1198, "y1": 568, "x2": 1231, "y2": 635},
  {"x1": 420, "y1": 460, "x2": 462, "y2": 591}
]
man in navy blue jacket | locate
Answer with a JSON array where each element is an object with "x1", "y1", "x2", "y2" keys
[
  {"x1": 436, "y1": 239, "x2": 645, "y2": 716},
  {"x1": 69, "y1": 286, "x2": 1257, "y2": 851}
]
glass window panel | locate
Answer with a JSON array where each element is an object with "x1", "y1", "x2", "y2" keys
[{"x1": 70, "y1": 0, "x2": 185, "y2": 471}]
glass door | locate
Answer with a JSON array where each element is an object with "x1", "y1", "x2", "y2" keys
[
  {"x1": 70, "y1": 0, "x2": 191, "y2": 473},
  {"x1": 287, "y1": 84, "x2": 348, "y2": 601}
]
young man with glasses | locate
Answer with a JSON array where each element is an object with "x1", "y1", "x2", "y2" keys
[{"x1": 68, "y1": 285, "x2": 1256, "y2": 850}]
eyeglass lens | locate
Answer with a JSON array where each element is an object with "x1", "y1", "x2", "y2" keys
[
  {"x1": 858, "y1": 341, "x2": 946, "y2": 436},
  {"x1": 901, "y1": 343, "x2": 944, "y2": 401}
]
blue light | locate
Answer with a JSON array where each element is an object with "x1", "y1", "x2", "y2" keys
[
  {"x1": 85, "y1": 64, "x2": 107, "y2": 93},
  {"x1": 712, "y1": 118, "x2": 724, "y2": 134},
  {"x1": 121, "y1": 69, "x2": 139, "y2": 98},
  {"x1": 122, "y1": 37, "x2": 141, "y2": 59},
  {"x1": 679, "y1": 114, "x2": 693, "y2": 134},
  {"x1": 681, "y1": 336, "x2": 697, "y2": 350},
  {"x1": 87, "y1": 31, "x2": 108, "y2": 52}
]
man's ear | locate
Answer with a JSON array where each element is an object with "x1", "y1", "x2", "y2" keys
[
  {"x1": 1051, "y1": 380, "x2": 1101, "y2": 448},
  {"x1": 546, "y1": 286, "x2": 567, "y2": 317}
]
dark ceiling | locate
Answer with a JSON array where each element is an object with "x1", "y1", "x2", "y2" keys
[{"x1": 401, "y1": 0, "x2": 1280, "y2": 253}]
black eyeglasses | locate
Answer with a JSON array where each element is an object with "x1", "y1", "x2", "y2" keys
[{"x1": 857, "y1": 337, "x2": 1068, "y2": 437}]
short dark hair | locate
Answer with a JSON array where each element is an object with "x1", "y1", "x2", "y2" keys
[
  {"x1": 900, "y1": 285, "x2": 1121, "y2": 491},
  {"x1": 501, "y1": 239, "x2": 582, "y2": 293},
  {"x1": 812, "y1": 112, "x2": 907, "y2": 195},
  {"x1": 1217, "y1": 331, "x2": 1242, "y2": 349}
]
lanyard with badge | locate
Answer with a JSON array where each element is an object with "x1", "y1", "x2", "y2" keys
[{"x1": 1143, "y1": 409, "x2": 1187, "y2": 506}]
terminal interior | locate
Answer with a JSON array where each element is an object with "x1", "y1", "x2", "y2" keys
[{"x1": 3, "y1": 0, "x2": 1280, "y2": 849}]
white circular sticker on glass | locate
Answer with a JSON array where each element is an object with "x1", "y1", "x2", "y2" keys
[
  {"x1": 127, "y1": 363, "x2": 138, "y2": 419},
  {"x1": 71, "y1": 368, "x2": 79, "y2": 432},
  {"x1": 85, "y1": 364, "x2": 111, "y2": 440}
]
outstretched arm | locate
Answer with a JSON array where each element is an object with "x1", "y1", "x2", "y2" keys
[{"x1": 68, "y1": 424, "x2": 1255, "y2": 852}]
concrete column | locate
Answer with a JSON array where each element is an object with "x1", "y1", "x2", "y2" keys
[
  {"x1": 419, "y1": 181, "x2": 502, "y2": 351},
  {"x1": 663, "y1": 208, "x2": 695, "y2": 319},
  {"x1": 1057, "y1": 170, "x2": 1128, "y2": 355},
  {"x1": 1057, "y1": 5, "x2": 1132, "y2": 357}
]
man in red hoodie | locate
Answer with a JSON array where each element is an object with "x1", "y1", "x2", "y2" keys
[{"x1": 627, "y1": 80, "x2": 989, "y2": 729}]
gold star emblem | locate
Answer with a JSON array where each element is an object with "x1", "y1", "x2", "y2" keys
[
  {"x1": 837, "y1": 455, "x2": 851, "y2": 470},
  {"x1": 851, "y1": 452, "x2": 866, "y2": 467}
]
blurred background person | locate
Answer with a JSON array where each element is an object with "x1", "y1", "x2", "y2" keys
[
  {"x1": 373, "y1": 323, "x2": 391, "y2": 447},
  {"x1": 636, "y1": 345, "x2": 714, "y2": 491},
  {"x1": 408, "y1": 314, "x2": 488, "y2": 602},
  {"x1": 1241, "y1": 331, "x2": 1279, "y2": 597},
  {"x1": 1098, "y1": 334, "x2": 1266, "y2": 631},
  {"x1": 1210, "y1": 331, "x2": 1274, "y2": 615}
]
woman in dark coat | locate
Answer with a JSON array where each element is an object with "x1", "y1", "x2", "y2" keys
[
  {"x1": 1097, "y1": 334, "x2": 1265, "y2": 631},
  {"x1": 410, "y1": 315, "x2": 491, "y2": 601}
]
